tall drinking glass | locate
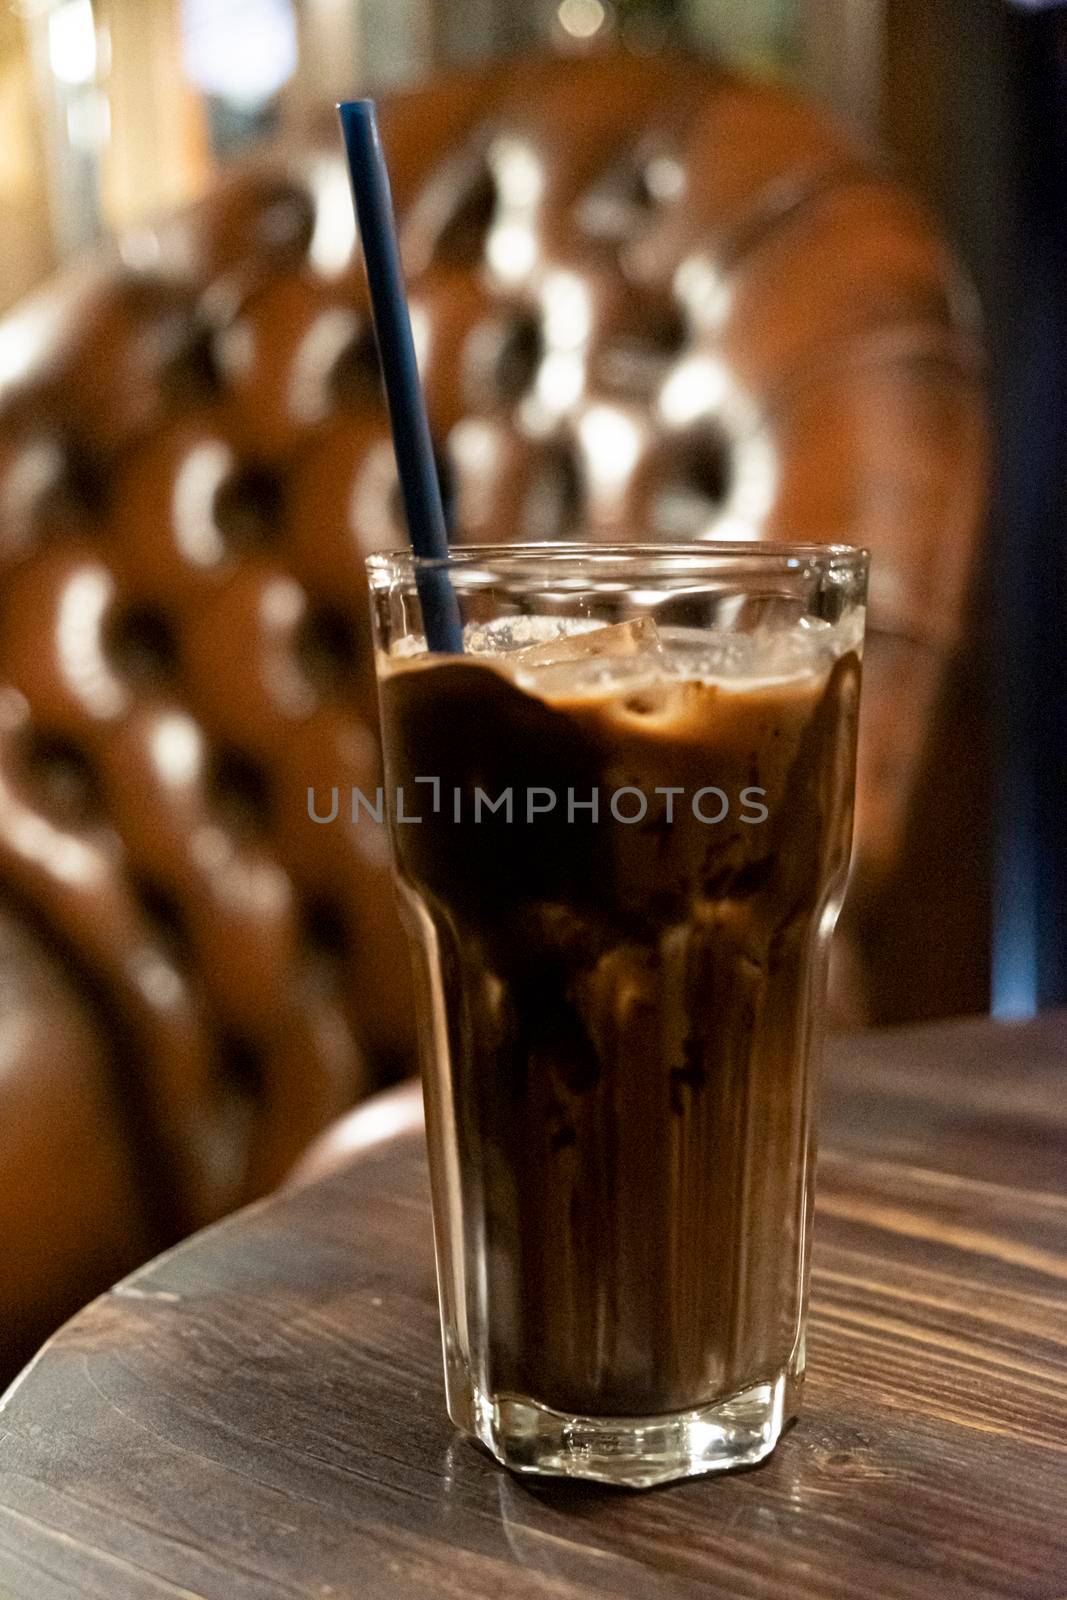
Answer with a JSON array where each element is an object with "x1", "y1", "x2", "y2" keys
[{"x1": 368, "y1": 543, "x2": 866, "y2": 1487}]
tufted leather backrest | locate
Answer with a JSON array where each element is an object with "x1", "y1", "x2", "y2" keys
[{"x1": 0, "y1": 49, "x2": 986, "y2": 1234}]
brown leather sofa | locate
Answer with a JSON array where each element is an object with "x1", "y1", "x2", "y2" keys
[{"x1": 0, "y1": 48, "x2": 986, "y2": 1379}]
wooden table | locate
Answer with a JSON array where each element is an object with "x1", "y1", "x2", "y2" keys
[{"x1": 1, "y1": 1013, "x2": 1065, "y2": 1600}]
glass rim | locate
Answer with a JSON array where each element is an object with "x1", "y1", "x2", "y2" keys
[{"x1": 366, "y1": 540, "x2": 869, "y2": 585}]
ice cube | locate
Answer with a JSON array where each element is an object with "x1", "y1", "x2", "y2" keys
[
  {"x1": 503, "y1": 617, "x2": 663, "y2": 670},
  {"x1": 463, "y1": 615, "x2": 596, "y2": 655},
  {"x1": 654, "y1": 618, "x2": 842, "y2": 686},
  {"x1": 502, "y1": 618, "x2": 668, "y2": 699}
]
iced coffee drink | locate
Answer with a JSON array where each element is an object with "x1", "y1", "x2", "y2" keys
[{"x1": 369, "y1": 545, "x2": 866, "y2": 1486}]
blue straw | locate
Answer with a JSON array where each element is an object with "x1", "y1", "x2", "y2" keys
[{"x1": 338, "y1": 99, "x2": 463, "y2": 654}]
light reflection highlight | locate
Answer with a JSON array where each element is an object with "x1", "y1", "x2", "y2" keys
[
  {"x1": 307, "y1": 157, "x2": 358, "y2": 274},
  {"x1": 579, "y1": 405, "x2": 643, "y2": 498},
  {"x1": 488, "y1": 137, "x2": 544, "y2": 210},
  {"x1": 58, "y1": 568, "x2": 125, "y2": 718},
  {"x1": 151, "y1": 714, "x2": 203, "y2": 787},
  {"x1": 541, "y1": 270, "x2": 591, "y2": 349},
  {"x1": 674, "y1": 255, "x2": 732, "y2": 330},
  {"x1": 8, "y1": 806, "x2": 104, "y2": 887},
  {"x1": 536, "y1": 350, "x2": 584, "y2": 415},
  {"x1": 659, "y1": 354, "x2": 730, "y2": 428},
  {"x1": 174, "y1": 442, "x2": 232, "y2": 567},
  {"x1": 487, "y1": 221, "x2": 538, "y2": 284},
  {"x1": 557, "y1": 0, "x2": 606, "y2": 39}
]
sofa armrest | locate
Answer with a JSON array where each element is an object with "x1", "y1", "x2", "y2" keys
[{"x1": 0, "y1": 905, "x2": 155, "y2": 1379}]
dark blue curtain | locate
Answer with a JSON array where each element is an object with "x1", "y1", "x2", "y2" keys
[{"x1": 989, "y1": 3, "x2": 1067, "y2": 1011}]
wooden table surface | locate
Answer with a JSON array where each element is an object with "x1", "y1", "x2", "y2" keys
[{"x1": 1, "y1": 1013, "x2": 1065, "y2": 1600}]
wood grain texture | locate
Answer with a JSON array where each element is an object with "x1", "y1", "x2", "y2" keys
[{"x1": 1, "y1": 1014, "x2": 1065, "y2": 1600}]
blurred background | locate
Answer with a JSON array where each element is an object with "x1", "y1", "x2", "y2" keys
[
  {"x1": 0, "y1": 0, "x2": 908, "y2": 310},
  {"x1": 0, "y1": 0, "x2": 1063, "y2": 1377},
  {"x1": 5, "y1": 8, "x2": 1060, "y2": 993},
  {"x1": 2, "y1": 5, "x2": 1063, "y2": 979}
]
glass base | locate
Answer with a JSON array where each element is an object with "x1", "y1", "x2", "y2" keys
[{"x1": 460, "y1": 1369, "x2": 795, "y2": 1489}]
